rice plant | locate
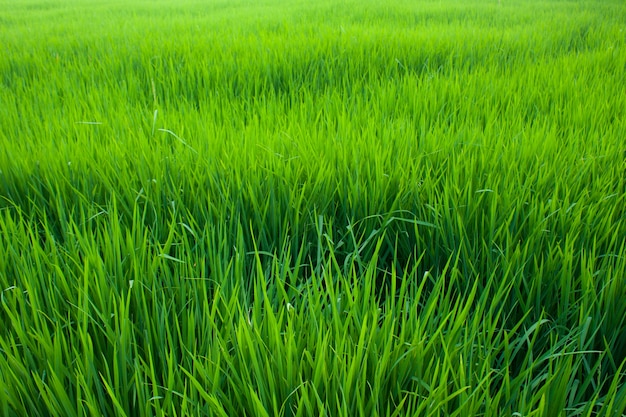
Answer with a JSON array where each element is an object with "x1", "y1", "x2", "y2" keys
[{"x1": 1, "y1": 0, "x2": 625, "y2": 415}]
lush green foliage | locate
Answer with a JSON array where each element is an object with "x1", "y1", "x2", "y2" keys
[{"x1": 1, "y1": 0, "x2": 625, "y2": 415}]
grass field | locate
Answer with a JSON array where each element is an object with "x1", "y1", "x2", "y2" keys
[{"x1": 1, "y1": 0, "x2": 625, "y2": 415}]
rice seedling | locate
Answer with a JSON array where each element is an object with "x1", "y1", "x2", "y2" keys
[{"x1": 1, "y1": 0, "x2": 625, "y2": 415}]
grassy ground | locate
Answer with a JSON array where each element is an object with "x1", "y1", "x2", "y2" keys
[{"x1": 1, "y1": 0, "x2": 625, "y2": 415}]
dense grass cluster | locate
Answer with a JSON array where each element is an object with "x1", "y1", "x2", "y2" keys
[{"x1": 1, "y1": 0, "x2": 625, "y2": 415}]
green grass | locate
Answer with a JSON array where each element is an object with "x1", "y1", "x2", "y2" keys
[{"x1": 1, "y1": 0, "x2": 625, "y2": 415}]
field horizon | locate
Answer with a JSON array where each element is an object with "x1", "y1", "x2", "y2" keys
[{"x1": 1, "y1": 0, "x2": 625, "y2": 415}]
